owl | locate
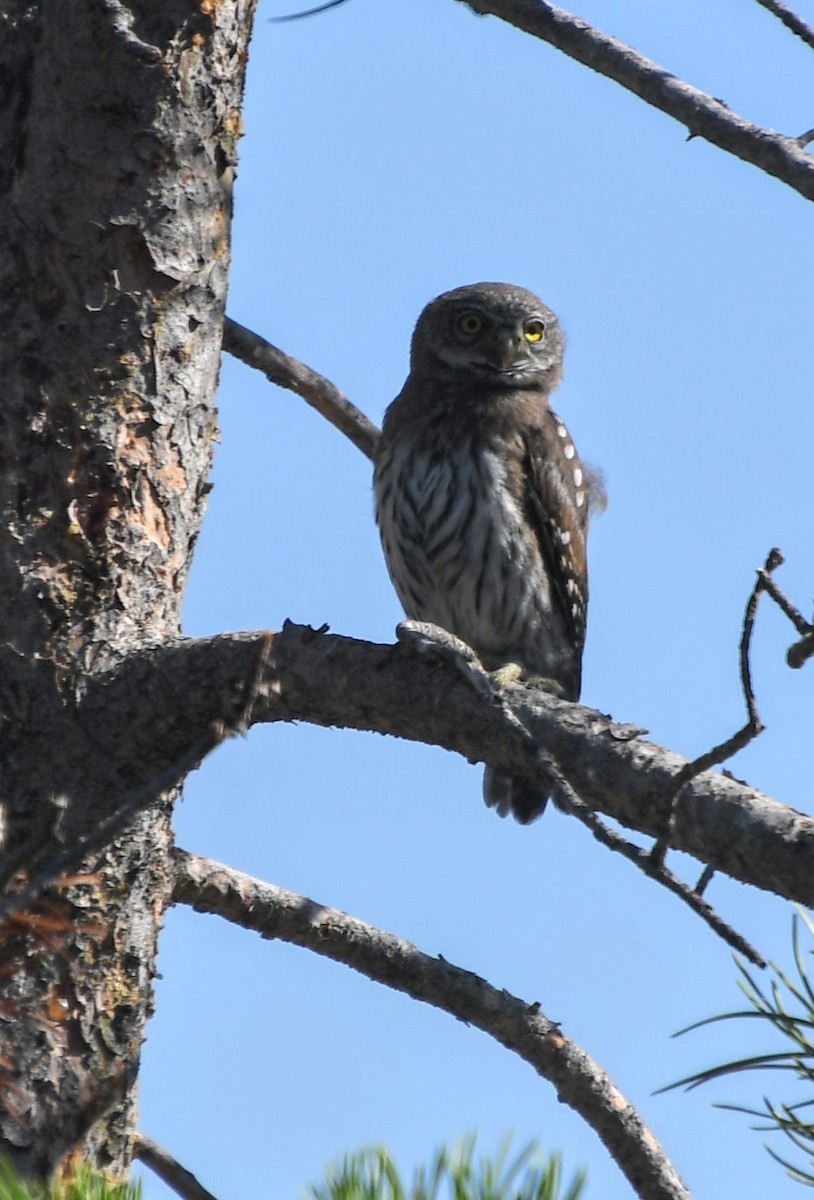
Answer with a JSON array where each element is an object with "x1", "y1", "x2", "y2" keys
[{"x1": 374, "y1": 282, "x2": 598, "y2": 823}]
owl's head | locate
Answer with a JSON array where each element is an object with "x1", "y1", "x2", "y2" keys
[{"x1": 410, "y1": 282, "x2": 564, "y2": 389}]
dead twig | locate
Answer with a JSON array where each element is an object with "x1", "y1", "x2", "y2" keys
[
  {"x1": 269, "y1": 0, "x2": 352, "y2": 19},
  {"x1": 135, "y1": 1134, "x2": 221, "y2": 1200},
  {"x1": 788, "y1": 632, "x2": 814, "y2": 669},
  {"x1": 753, "y1": 0, "x2": 814, "y2": 52},
  {"x1": 755, "y1": 558, "x2": 814, "y2": 670},
  {"x1": 756, "y1": 558, "x2": 811, "y2": 635},
  {"x1": 223, "y1": 317, "x2": 380, "y2": 460},
  {"x1": 549, "y1": 765, "x2": 766, "y2": 967},
  {"x1": 650, "y1": 549, "x2": 784, "y2": 874}
]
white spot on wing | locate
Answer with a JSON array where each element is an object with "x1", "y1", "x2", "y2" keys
[
  {"x1": 557, "y1": 424, "x2": 568, "y2": 439},
  {"x1": 573, "y1": 467, "x2": 583, "y2": 487},
  {"x1": 576, "y1": 490, "x2": 585, "y2": 507},
  {"x1": 564, "y1": 444, "x2": 575, "y2": 460},
  {"x1": 560, "y1": 530, "x2": 571, "y2": 545}
]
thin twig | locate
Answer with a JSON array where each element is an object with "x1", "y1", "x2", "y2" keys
[
  {"x1": 757, "y1": 564, "x2": 812, "y2": 635},
  {"x1": 397, "y1": 620, "x2": 763, "y2": 963},
  {"x1": 749, "y1": 553, "x2": 814, "y2": 668},
  {"x1": 753, "y1": 0, "x2": 814, "y2": 51},
  {"x1": 173, "y1": 849, "x2": 691, "y2": 1200},
  {"x1": 134, "y1": 1134, "x2": 221, "y2": 1200},
  {"x1": 788, "y1": 633, "x2": 814, "y2": 670},
  {"x1": 223, "y1": 317, "x2": 380, "y2": 460},
  {"x1": 548, "y1": 765, "x2": 765, "y2": 967},
  {"x1": 269, "y1": 0, "x2": 351, "y2": 19},
  {"x1": 456, "y1": 0, "x2": 814, "y2": 202},
  {"x1": 650, "y1": 549, "x2": 783, "y2": 868}
]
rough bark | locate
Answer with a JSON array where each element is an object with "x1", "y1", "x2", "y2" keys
[{"x1": 0, "y1": 0, "x2": 255, "y2": 1176}]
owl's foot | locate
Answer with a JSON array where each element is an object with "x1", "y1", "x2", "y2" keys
[
  {"x1": 489, "y1": 662, "x2": 564, "y2": 697},
  {"x1": 396, "y1": 620, "x2": 494, "y2": 696}
]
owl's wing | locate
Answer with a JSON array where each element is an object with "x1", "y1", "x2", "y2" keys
[{"x1": 520, "y1": 421, "x2": 589, "y2": 657}]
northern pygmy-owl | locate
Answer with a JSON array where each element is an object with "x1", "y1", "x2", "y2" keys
[{"x1": 374, "y1": 282, "x2": 598, "y2": 823}]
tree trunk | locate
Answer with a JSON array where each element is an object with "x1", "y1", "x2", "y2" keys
[{"x1": 0, "y1": 0, "x2": 255, "y2": 1176}]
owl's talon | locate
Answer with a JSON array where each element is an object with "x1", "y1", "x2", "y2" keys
[
  {"x1": 489, "y1": 663, "x2": 564, "y2": 697},
  {"x1": 489, "y1": 661, "x2": 525, "y2": 688}
]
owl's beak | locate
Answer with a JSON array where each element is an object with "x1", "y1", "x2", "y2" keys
[{"x1": 492, "y1": 327, "x2": 524, "y2": 370}]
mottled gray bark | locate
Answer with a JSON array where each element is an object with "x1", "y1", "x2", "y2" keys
[{"x1": 0, "y1": 0, "x2": 255, "y2": 1176}]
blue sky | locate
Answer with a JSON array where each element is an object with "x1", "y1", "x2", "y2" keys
[{"x1": 137, "y1": 3, "x2": 814, "y2": 1198}]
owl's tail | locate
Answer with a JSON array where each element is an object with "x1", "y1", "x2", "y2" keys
[{"x1": 482, "y1": 766, "x2": 548, "y2": 825}]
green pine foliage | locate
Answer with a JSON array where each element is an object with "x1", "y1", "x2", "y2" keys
[
  {"x1": 305, "y1": 1135, "x2": 586, "y2": 1200},
  {"x1": 0, "y1": 1161, "x2": 140, "y2": 1200},
  {"x1": 667, "y1": 907, "x2": 814, "y2": 1186}
]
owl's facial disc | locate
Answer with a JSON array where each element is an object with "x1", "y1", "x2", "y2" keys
[
  {"x1": 410, "y1": 284, "x2": 563, "y2": 387},
  {"x1": 453, "y1": 312, "x2": 543, "y2": 378}
]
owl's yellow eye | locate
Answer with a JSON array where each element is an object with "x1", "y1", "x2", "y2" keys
[
  {"x1": 456, "y1": 311, "x2": 484, "y2": 336},
  {"x1": 524, "y1": 320, "x2": 545, "y2": 343}
]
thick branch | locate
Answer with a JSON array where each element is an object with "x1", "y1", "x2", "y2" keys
[
  {"x1": 456, "y1": 0, "x2": 814, "y2": 201},
  {"x1": 172, "y1": 849, "x2": 690, "y2": 1200},
  {"x1": 81, "y1": 626, "x2": 814, "y2": 908}
]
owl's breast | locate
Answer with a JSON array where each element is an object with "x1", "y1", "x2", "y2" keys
[{"x1": 375, "y1": 432, "x2": 572, "y2": 680}]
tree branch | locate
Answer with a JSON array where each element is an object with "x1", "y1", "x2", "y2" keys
[
  {"x1": 753, "y1": 0, "x2": 814, "y2": 52},
  {"x1": 134, "y1": 1134, "x2": 221, "y2": 1200},
  {"x1": 80, "y1": 625, "x2": 814, "y2": 909},
  {"x1": 546, "y1": 768, "x2": 766, "y2": 967},
  {"x1": 172, "y1": 848, "x2": 691, "y2": 1200},
  {"x1": 223, "y1": 317, "x2": 379, "y2": 459},
  {"x1": 268, "y1": 0, "x2": 352, "y2": 20},
  {"x1": 455, "y1": 0, "x2": 814, "y2": 201}
]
